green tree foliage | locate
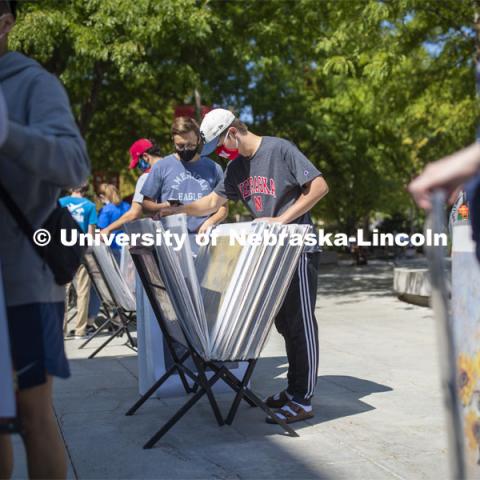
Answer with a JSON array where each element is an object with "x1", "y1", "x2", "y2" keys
[
  {"x1": 11, "y1": 0, "x2": 217, "y2": 176},
  {"x1": 10, "y1": 0, "x2": 480, "y2": 228}
]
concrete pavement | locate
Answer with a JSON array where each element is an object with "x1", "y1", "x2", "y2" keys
[{"x1": 11, "y1": 260, "x2": 449, "y2": 479}]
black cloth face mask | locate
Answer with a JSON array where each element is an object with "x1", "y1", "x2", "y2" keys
[{"x1": 176, "y1": 146, "x2": 198, "y2": 162}]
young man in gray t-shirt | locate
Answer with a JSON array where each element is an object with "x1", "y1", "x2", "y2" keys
[{"x1": 162, "y1": 108, "x2": 329, "y2": 424}]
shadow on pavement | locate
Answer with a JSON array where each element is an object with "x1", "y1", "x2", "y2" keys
[
  {"x1": 252, "y1": 356, "x2": 393, "y2": 429},
  {"x1": 317, "y1": 262, "x2": 394, "y2": 298},
  {"x1": 52, "y1": 354, "x2": 393, "y2": 479}
]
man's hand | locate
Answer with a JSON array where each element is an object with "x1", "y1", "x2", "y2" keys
[
  {"x1": 197, "y1": 218, "x2": 216, "y2": 234},
  {"x1": 157, "y1": 204, "x2": 185, "y2": 218},
  {"x1": 408, "y1": 142, "x2": 480, "y2": 209},
  {"x1": 142, "y1": 198, "x2": 172, "y2": 214}
]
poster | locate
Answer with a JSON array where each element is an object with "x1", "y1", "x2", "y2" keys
[{"x1": 452, "y1": 220, "x2": 480, "y2": 478}]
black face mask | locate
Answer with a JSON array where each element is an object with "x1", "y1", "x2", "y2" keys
[{"x1": 176, "y1": 146, "x2": 198, "y2": 162}]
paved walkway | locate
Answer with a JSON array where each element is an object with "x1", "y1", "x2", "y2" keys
[{"x1": 12, "y1": 261, "x2": 449, "y2": 479}]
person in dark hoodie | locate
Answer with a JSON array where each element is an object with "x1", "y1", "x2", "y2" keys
[{"x1": 0, "y1": 2, "x2": 90, "y2": 478}]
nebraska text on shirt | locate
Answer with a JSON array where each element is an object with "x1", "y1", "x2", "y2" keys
[{"x1": 238, "y1": 176, "x2": 277, "y2": 200}]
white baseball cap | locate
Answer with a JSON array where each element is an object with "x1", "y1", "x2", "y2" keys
[
  {"x1": 0, "y1": 86, "x2": 7, "y2": 148},
  {"x1": 200, "y1": 108, "x2": 235, "y2": 156}
]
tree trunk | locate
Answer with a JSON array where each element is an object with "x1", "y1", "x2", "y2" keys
[
  {"x1": 78, "y1": 62, "x2": 106, "y2": 136},
  {"x1": 194, "y1": 89, "x2": 202, "y2": 123},
  {"x1": 362, "y1": 213, "x2": 370, "y2": 238}
]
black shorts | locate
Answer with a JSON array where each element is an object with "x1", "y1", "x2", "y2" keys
[{"x1": 7, "y1": 302, "x2": 70, "y2": 390}]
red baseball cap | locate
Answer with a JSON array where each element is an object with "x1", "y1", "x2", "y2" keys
[{"x1": 129, "y1": 138, "x2": 153, "y2": 169}]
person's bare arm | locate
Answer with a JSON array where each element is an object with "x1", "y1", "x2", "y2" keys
[
  {"x1": 161, "y1": 192, "x2": 228, "y2": 218},
  {"x1": 142, "y1": 197, "x2": 171, "y2": 213},
  {"x1": 197, "y1": 203, "x2": 229, "y2": 234},
  {"x1": 100, "y1": 202, "x2": 143, "y2": 235},
  {"x1": 88, "y1": 224, "x2": 95, "y2": 236},
  {"x1": 408, "y1": 142, "x2": 480, "y2": 209},
  {"x1": 258, "y1": 176, "x2": 329, "y2": 224}
]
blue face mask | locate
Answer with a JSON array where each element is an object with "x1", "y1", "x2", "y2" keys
[{"x1": 138, "y1": 158, "x2": 150, "y2": 171}]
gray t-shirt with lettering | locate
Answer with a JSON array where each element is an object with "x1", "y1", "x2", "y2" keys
[
  {"x1": 215, "y1": 136, "x2": 321, "y2": 224},
  {"x1": 142, "y1": 153, "x2": 223, "y2": 233}
]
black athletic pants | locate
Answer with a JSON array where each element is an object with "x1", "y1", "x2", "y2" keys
[{"x1": 274, "y1": 252, "x2": 319, "y2": 405}]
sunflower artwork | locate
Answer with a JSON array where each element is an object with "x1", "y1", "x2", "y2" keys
[
  {"x1": 458, "y1": 353, "x2": 480, "y2": 465},
  {"x1": 452, "y1": 219, "x2": 480, "y2": 475}
]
